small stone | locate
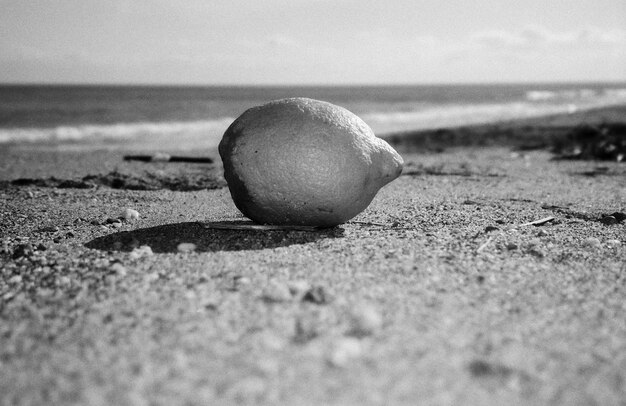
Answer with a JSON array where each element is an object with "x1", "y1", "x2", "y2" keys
[
  {"x1": 110, "y1": 262, "x2": 127, "y2": 276},
  {"x1": 130, "y1": 245, "x2": 153, "y2": 259},
  {"x1": 302, "y1": 285, "x2": 330, "y2": 304},
  {"x1": 12, "y1": 243, "x2": 34, "y2": 259},
  {"x1": 177, "y1": 242, "x2": 197, "y2": 253},
  {"x1": 105, "y1": 218, "x2": 120, "y2": 224},
  {"x1": 8, "y1": 275, "x2": 23, "y2": 284},
  {"x1": 99, "y1": 225, "x2": 109, "y2": 231},
  {"x1": 328, "y1": 337, "x2": 363, "y2": 367},
  {"x1": 506, "y1": 243, "x2": 518, "y2": 250},
  {"x1": 203, "y1": 296, "x2": 220, "y2": 310},
  {"x1": 58, "y1": 276, "x2": 71, "y2": 286},
  {"x1": 537, "y1": 229, "x2": 548, "y2": 237},
  {"x1": 110, "y1": 222, "x2": 123, "y2": 229},
  {"x1": 583, "y1": 237, "x2": 602, "y2": 248},
  {"x1": 233, "y1": 276, "x2": 251, "y2": 290},
  {"x1": 347, "y1": 303, "x2": 383, "y2": 337},
  {"x1": 606, "y1": 239, "x2": 621, "y2": 246},
  {"x1": 36, "y1": 243, "x2": 47, "y2": 251},
  {"x1": 485, "y1": 226, "x2": 499, "y2": 233},
  {"x1": 120, "y1": 208, "x2": 140, "y2": 221},
  {"x1": 600, "y1": 216, "x2": 617, "y2": 225},
  {"x1": 287, "y1": 280, "x2": 310, "y2": 298},
  {"x1": 90, "y1": 219, "x2": 102, "y2": 225},
  {"x1": 151, "y1": 152, "x2": 171, "y2": 162},
  {"x1": 262, "y1": 280, "x2": 292, "y2": 303},
  {"x1": 143, "y1": 272, "x2": 160, "y2": 283}
]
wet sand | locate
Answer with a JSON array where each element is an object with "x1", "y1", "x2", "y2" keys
[{"x1": 1, "y1": 106, "x2": 625, "y2": 405}]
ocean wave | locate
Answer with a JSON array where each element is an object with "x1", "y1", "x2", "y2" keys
[
  {"x1": 525, "y1": 87, "x2": 626, "y2": 102},
  {"x1": 363, "y1": 102, "x2": 569, "y2": 133},
  {"x1": 2, "y1": 87, "x2": 626, "y2": 147},
  {"x1": 0, "y1": 118, "x2": 235, "y2": 144},
  {"x1": 364, "y1": 91, "x2": 626, "y2": 134}
]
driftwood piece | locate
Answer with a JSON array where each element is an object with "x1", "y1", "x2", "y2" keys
[
  {"x1": 124, "y1": 154, "x2": 214, "y2": 164},
  {"x1": 518, "y1": 216, "x2": 556, "y2": 227}
]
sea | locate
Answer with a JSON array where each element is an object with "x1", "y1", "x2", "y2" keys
[{"x1": 1, "y1": 83, "x2": 625, "y2": 150}]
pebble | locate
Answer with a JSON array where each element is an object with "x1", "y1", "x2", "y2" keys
[
  {"x1": 8, "y1": 275, "x2": 23, "y2": 284},
  {"x1": 12, "y1": 243, "x2": 34, "y2": 259},
  {"x1": 177, "y1": 242, "x2": 197, "y2": 253},
  {"x1": 302, "y1": 285, "x2": 330, "y2": 304},
  {"x1": 143, "y1": 272, "x2": 160, "y2": 283},
  {"x1": 506, "y1": 243, "x2": 518, "y2": 250},
  {"x1": 110, "y1": 262, "x2": 127, "y2": 276},
  {"x1": 151, "y1": 152, "x2": 171, "y2": 162},
  {"x1": 120, "y1": 208, "x2": 140, "y2": 221},
  {"x1": 130, "y1": 245, "x2": 154, "y2": 259},
  {"x1": 528, "y1": 248, "x2": 545, "y2": 258},
  {"x1": 202, "y1": 296, "x2": 220, "y2": 311},
  {"x1": 58, "y1": 276, "x2": 71, "y2": 286},
  {"x1": 328, "y1": 337, "x2": 364, "y2": 367},
  {"x1": 606, "y1": 239, "x2": 621, "y2": 246},
  {"x1": 485, "y1": 226, "x2": 499, "y2": 233},
  {"x1": 233, "y1": 276, "x2": 251, "y2": 290},
  {"x1": 583, "y1": 237, "x2": 602, "y2": 248},
  {"x1": 262, "y1": 280, "x2": 292, "y2": 302},
  {"x1": 110, "y1": 222, "x2": 123, "y2": 229},
  {"x1": 537, "y1": 229, "x2": 549, "y2": 237},
  {"x1": 287, "y1": 280, "x2": 310, "y2": 298},
  {"x1": 348, "y1": 303, "x2": 383, "y2": 337}
]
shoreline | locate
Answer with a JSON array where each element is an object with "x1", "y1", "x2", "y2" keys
[
  {"x1": 382, "y1": 103, "x2": 626, "y2": 152},
  {"x1": 1, "y1": 104, "x2": 625, "y2": 182}
]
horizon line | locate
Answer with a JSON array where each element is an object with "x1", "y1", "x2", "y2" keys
[{"x1": 1, "y1": 80, "x2": 626, "y2": 88}]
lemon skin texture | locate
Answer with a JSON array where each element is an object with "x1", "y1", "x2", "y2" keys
[{"x1": 219, "y1": 98, "x2": 403, "y2": 227}]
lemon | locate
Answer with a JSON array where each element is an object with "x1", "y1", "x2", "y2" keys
[{"x1": 218, "y1": 97, "x2": 403, "y2": 227}]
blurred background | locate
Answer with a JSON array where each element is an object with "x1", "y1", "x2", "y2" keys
[{"x1": 1, "y1": 0, "x2": 625, "y2": 149}]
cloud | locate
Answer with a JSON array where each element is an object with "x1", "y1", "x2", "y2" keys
[{"x1": 470, "y1": 25, "x2": 626, "y2": 50}]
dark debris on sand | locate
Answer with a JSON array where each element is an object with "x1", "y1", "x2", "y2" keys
[
  {"x1": 551, "y1": 123, "x2": 626, "y2": 161},
  {"x1": 2, "y1": 169, "x2": 226, "y2": 191}
]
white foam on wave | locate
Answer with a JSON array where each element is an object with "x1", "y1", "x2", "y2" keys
[
  {"x1": 0, "y1": 117, "x2": 235, "y2": 146},
  {"x1": 366, "y1": 89, "x2": 626, "y2": 135},
  {"x1": 525, "y1": 87, "x2": 626, "y2": 102}
]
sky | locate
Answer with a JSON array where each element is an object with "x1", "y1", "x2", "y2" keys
[{"x1": 0, "y1": 0, "x2": 625, "y2": 85}]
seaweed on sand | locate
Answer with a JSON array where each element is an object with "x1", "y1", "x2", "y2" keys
[{"x1": 551, "y1": 123, "x2": 626, "y2": 161}]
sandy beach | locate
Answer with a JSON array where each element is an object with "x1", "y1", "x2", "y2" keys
[{"x1": 1, "y1": 106, "x2": 625, "y2": 405}]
